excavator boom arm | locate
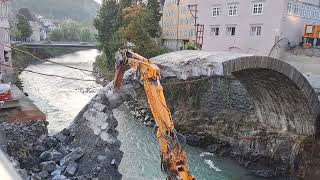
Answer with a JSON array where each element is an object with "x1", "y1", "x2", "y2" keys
[{"x1": 113, "y1": 49, "x2": 194, "y2": 180}]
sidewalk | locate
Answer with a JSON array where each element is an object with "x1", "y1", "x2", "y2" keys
[{"x1": 0, "y1": 84, "x2": 46, "y2": 123}]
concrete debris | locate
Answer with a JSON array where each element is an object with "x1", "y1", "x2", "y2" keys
[
  {"x1": 0, "y1": 121, "x2": 101, "y2": 180},
  {"x1": 40, "y1": 161, "x2": 57, "y2": 173},
  {"x1": 59, "y1": 147, "x2": 84, "y2": 166},
  {"x1": 65, "y1": 161, "x2": 78, "y2": 176}
]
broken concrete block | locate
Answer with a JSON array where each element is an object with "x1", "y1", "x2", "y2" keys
[
  {"x1": 65, "y1": 161, "x2": 78, "y2": 176},
  {"x1": 55, "y1": 143, "x2": 68, "y2": 155},
  {"x1": 60, "y1": 147, "x2": 84, "y2": 166},
  {"x1": 37, "y1": 171, "x2": 49, "y2": 179},
  {"x1": 40, "y1": 161, "x2": 57, "y2": 173}
]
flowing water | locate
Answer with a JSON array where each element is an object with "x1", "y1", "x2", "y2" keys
[{"x1": 20, "y1": 49, "x2": 263, "y2": 180}]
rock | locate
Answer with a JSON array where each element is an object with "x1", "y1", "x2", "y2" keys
[
  {"x1": 251, "y1": 170, "x2": 275, "y2": 178},
  {"x1": 47, "y1": 137, "x2": 59, "y2": 147},
  {"x1": 60, "y1": 147, "x2": 84, "y2": 166},
  {"x1": 40, "y1": 151, "x2": 51, "y2": 161},
  {"x1": 110, "y1": 159, "x2": 116, "y2": 166},
  {"x1": 55, "y1": 143, "x2": 68, "y2": 155},
  {"x1": 18, "y1": 168, "x2": 29, "y2": 179},
  {"x1": 30, "y1": 173, "x2": 42, "y2": 180},
  {"x1": 37, "y1": 171, "x2": 49, "y2": 179},
  {"x1": 55, "y1": 133, "x2": 67, "y2": 143},
  {"x1": 51, "y1": 149, "x2": 64, "y2": 162},
  {"x1": 51, "y1": 168, "x2": 62, "y2": 177},
  {"x1": 65, "y1": 161, "x2": 78, "y2": 176},
  {"x1": 97, "y1": 155, "x2": 107, "y2": 162},
  {"x1": 53, "y1": 174, "x2": 69, "y2": 180},
  {"x1": 40, "y1": 149, "x2": 63, "y2": 162},
  {"x1": 32, "y1": 168, "x2": 40, "y2": 174},
  {"x1": 40, "y1": 160, "x2": 57, "y2": 173},
  {"x1": 206, "y1": 144, "x2": 219, "y2": 153}
]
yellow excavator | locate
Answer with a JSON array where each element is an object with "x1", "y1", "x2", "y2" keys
[{"x1": 113, "y1": 49, "x2": 194, "y2": 180}]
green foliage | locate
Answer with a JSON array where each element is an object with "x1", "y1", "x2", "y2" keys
[
  {"x1": 16, "y1": 15, "x2": 32, "y2": 40},
  {"x1": 11, "y1": 0, "x2": 99, "y2": 22},
  {"x1": 80, "y1": 28, "x2": 93, "y2": 41},
  {"x1": 94, "y1": 0, "x2": 168, "y2": 72},
  {"x1": 49, "y1": 29, "x2": 64, "y2": 41},
  {"x1": 146, "y1": 0, "x2": 162, "y2": 38},
  {"x1": 61, "y1": 20, "x2": 81, "y2": 41},
  {"x1": 184, "y1": 41, "x2": 198, "y2": 50},
  {"x1": 49, "y1": 19, "x2": 94, "y2": 42}
]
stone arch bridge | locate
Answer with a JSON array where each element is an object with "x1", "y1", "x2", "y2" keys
[
  {"x1": 67, "y1": 50, "x2": 320, "y2": 178},
  {"x1": 152, "y1": 50, "x2": 320, "y2": 136}
]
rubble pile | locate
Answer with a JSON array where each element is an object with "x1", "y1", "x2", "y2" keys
[
  {"x1": 0, "y1": 122, "x2": 97, "y2": 180},
  {"x1": 126, "y1": 100, "x2": 155, "y2": 127}
]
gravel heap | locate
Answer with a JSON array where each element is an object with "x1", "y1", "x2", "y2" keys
[{"x1": 0, "y1": 121, "x2": 96, "y2": 180}]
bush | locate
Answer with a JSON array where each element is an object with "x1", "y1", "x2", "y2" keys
[{"x1": 184, "y1": 41, "x2": 198, "y2": 50}]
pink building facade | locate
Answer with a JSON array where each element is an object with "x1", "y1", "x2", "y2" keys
[
  {"x1": 0, "y1": 0, "x2": 12, "y2": 79},
  {"x1": 195, "y1": 0, "x2": 320, "y2": 56}
]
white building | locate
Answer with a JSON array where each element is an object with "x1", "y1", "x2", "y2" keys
[
  {"x1": 195, "y1": 0, "x2": 320, "y2": 56},
  {"x1": 0, "y1": 0, "x2": 12, "y2": 78},
  {"x1": 38, "y1": 16, "x2": 56, "y2": 40}
]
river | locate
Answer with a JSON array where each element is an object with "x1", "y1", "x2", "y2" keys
[{"x1": 20, "y1": 49, "x2": 262, "y2": 180}]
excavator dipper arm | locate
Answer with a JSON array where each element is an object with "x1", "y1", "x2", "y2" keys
[{"x1": 113, "y1": 49, "x2": 194, "y2": 180}]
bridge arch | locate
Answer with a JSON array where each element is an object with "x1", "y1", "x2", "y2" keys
[{"x1": 223, "y1": 56, "x2": 320, "y2": 135}]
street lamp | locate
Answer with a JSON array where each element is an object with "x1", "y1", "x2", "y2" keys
[{"x1": 176, "y1": 0, "x2": 180, "y2": 50}]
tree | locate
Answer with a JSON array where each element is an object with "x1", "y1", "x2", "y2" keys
[
  {"x1": 118, "y1": 5, "x2": 160, "y2": 58},
  {"x1": 80, "y1": 28, "x2": 93, "y2": 41},
  {"x1": 49, "y1": 29, "x2": 64, "y2": 41},
  {"x1": 94, "y1": 0, "x2": 119, "y2": 70},
  {"x1": 16, "y1": 15, "x2": 32, "y2": 41},
  {"x1": 146, "y1": 0, "x2": 162, "y2": 38},
  {"x1": 94, "y1": 0, "x2": 118, "y2": 51},
  {"x1": 94, "y1": 0, "x2": 165, "y2": 71},
  {"x1": 61, "y1": 19, "x2": 81, "y2": 41}
]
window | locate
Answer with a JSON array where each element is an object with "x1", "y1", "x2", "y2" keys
[
  {"x1": 226, "y1": 26, "x2": 236, "y2": 36},
  {"x1": 250, "y1": 25, "x2": 262, "y2": 36},
  {"x1": 287, "y1": 1, "x2": 293, "y2": 14},
  {"x1": 228, "y1": 4, "x2": 238, "y2": 16},
  {"x1": 210, "y1": 26, "x2": 220, "y2": 36},
  {"x1": 212, "y1": 7, "x2": 221, "y2": 17},
  {"x1": 253, "y1": 3, "x2": 263, "y2": 15}
]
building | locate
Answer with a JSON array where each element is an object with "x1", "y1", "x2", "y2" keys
[
  {"x1": 0, "y1": 0, "x2": 12, "y2": 79},
  {"x1": 161, "y1": 0, "x2": 196, "y2": 50},
  {"x1": 38, "y1": 16, "x2": 56, "y2": 40},
  {"x1": 196, "y1": 0, "x2": 320, "y2": 55}
]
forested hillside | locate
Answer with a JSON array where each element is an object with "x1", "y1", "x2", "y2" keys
[{"x1": 11, "y1": 0, "x2": 100, "y2": 21}]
